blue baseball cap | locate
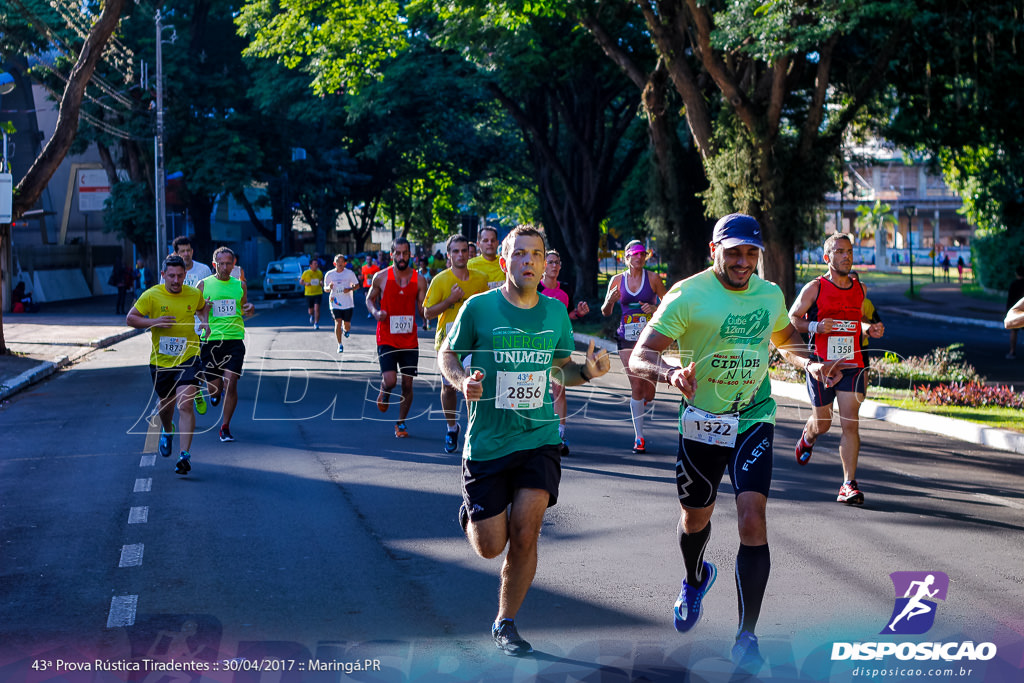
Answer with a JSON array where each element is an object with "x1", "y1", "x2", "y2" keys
[{"x1": 712, "y1": 213, "x2": 764, "y2": 250}]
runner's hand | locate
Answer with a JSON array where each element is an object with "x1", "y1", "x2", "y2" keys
[
  {"x1": 575, "y1": 301, "x2": 590, "y2": 317},
  {"x1": 583, "y1": 340, "x2": 610, "y2": 380},
  {"x1": 605, "y1": 285, "x2": 621, "y2": 305},
  {"x1": 668, "y1": 362, "x2": 696, "y2": 401},
  {"x1": 807, "y1": 360, "x2": 844, "y2": 387},
  {"x1": 462, "y1": 370, "x2": 484, "y2": 401},
  {"x1": 150, "y1": 315, "x2": 177, "y2": 329},
  {"x1": 640, "y1": 302, "x2": 656, "y2": 315},
  {"x1": 242, "y1": 302, "x2": 255, "y2": 316},
  {"x1": 449, "y1": 283, "x2": 464, "y2": 302},
  {"x1": 375, "y1": 310, "x2": 388, "y2": 322},
  {"x1": 197, "y1": 321, "x2": 211, "y2": 339},
  {"x1": 867, "y1": 321, "x2": 884, "y2": 338},
  {"x1": 817, "y1": 318, "x2": 835, "y2": 333}
]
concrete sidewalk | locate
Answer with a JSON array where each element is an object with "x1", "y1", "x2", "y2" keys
[{"x1": 3, "y1": 290, "x2": 1021, "y2": 454}]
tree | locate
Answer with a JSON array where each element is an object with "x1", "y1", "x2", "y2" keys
[
  {"x1": 577, "y1": 1, "x2": 910, "y2": 298},
  {"x1": 0, "y1": 0, "x2": 129, "y2": 355},
  {"x1": 855, "y1": 199, "x2": 896, "y2": 266},
  {"x1": 236, "y1": 0, "x2": 647, "y2": 299},
  {"x1": 880, "y1": 1, "x2": 1024, "y2": 289}
]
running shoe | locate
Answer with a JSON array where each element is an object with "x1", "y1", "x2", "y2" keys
[
  {"x1": 314, "y1": 323, "x2": 320, "y2": 330},
  {"x1": 377, "y1": 386, "x2": 390, "y2": 413},
  {"x1": 492, "y1": 619, "x2": 532, "y2": 656},
  {"x1": 731, "y1": 631, "x2": 765, "y2": 673},
  {"x1": 158, "y1": 423, "x2": 175, "y2": 458},
  {"x1": 344, "y1": 330, "x2": 350, "y2": 338},
  {"x1": 444, "y1": 424, "x2": 460, "y2": 454},
  {"x1": 395, "y1": 422, "x2": 409, "y2": 438},
  {"x1": 210, "y1": 392, "x2": 221, "y2": 408},
  {"x1": 795, "y1": 431, "x2": 814, "y2": 465},
  {"x1": 837, "y1": 480, "x2": 865, "y2": 505},
  {"x1": 337, "y1": 343, "x2": 344, "y2": 353},
  {"x1": 309, "y1": 314, "x2": 314, "y2": 324},
  {"x1": 458, "y1": 502, "x2": 469, "y2": 536},
  {"x1": 673, "y1": 561, "x2": 717, "y2": 633},
  {"x1": 219, "y1": 425, "x2": 235, "y2": 442},
  {"x1": 632, "y1": 437, "x2": 646, "y2": 454},
  {"x1": 175, "y1": 451, "x2": 191, "y2": 475},
  {"x1": 194, "y1": 391, "x2": 207, "y2": 415}
]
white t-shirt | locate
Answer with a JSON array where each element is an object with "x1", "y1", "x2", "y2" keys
[{"x1": 324, "y1": 268, "x2": 359, "y2": 309}]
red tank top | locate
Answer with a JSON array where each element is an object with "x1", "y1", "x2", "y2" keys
[
  {"x1": 808, "y1": 276, "x2": 865, "y2": 368},
  {"x1": 376, "y1": 267, "x2": 419, "y2": 349}
]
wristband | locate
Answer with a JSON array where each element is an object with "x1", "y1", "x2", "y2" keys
[
  {"x1": 808, "y1": 321, "x2": 820, "y2": 334},
  {"x1": 580, "y1": 364, "x2": 591, "y2": 382}
]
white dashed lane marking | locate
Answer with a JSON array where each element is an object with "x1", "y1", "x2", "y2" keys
[
  {"x1": 107, "y1": 595, "x2": 138, "y2": 628},
  {"x1": 140, "y1": 455, "x2": 156, "y2": 467},
  {"x1": 134, "y1": 478, "x2": 152, "y2": 493},
  {"x1": 119, "y1": 543, "x2": 144, "y2": 568},
  {"x1": 128, "y1": 506, "x2": 148, "y2": 524}
]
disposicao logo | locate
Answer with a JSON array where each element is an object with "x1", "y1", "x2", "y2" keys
[
  {"x1": 882, "y1": 571, "x2": 948, "y2": 635},
  {"x1": 831, "y1": 571, "x2": 997, "y2": 663}
]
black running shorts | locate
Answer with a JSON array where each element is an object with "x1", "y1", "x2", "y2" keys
[
  {"x1": 462, "y1": 444, "x2": 562, "y2": 523},
  {"x1": 676, "y1": 422, "x2": 774, "y2": 508},
  {"x1": 150, "y1": 356, "x2": 200, "y2": 400}
]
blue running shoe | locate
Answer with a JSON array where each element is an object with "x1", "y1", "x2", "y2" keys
[
  {"x1": 673, "y1": 561, "x2": 717, "y2": 632},
  {"x1": 444, "y1": 424, "x2": 460, "y2": 454},
  {"x1": 158, "y1": 423, "x2": 175, "y2": 458},
  {"x1": 731, "y1": 631, "x2": 765, "y2": 673},
  {"x1": 175, "y1": 450, "x2": 191, "y2": 475},
  {"x1": 492, "y1": 619, "x2": 532, "y2": 656},
  {"x1": 210, "y1": 392, "x2": 221, "y2": 408},
  {"x1": 344, "y1": 330, "x2": 350, "y2": 338}
]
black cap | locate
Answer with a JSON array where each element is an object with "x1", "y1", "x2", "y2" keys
[{"x1": 712, "y1": 213, "x2": 764, "y2": 250}]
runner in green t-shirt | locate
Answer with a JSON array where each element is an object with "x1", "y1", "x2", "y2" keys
[
  {"x1": 439, "y1": 226, "x2": 610, "y2": 657},
  {"x1": 197, "y1": 246, "x2": 255, "y2": 443},
  {"x1": 628, "y1": 213, "x2": 839, "y2": 673},
  {"x1": 423, "y1": 233, "x2": 489, "y2": 454}
]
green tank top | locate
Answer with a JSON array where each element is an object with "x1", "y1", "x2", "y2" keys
[{"x1": 201, "y1": 275, "x2": 245, "y2": 340}]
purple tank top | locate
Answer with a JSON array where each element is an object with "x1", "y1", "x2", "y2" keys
[{"x1": 616, "y1": 270, "x2": 657, "y2": 342}]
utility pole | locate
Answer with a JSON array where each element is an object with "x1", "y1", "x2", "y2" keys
[{"x1": 154, "y1": 11, "x2": 169, "y2": 260}]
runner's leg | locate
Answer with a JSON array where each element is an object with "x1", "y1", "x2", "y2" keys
[
  {"x1": 222, "y1": 370, "x2": 240, "y2": 429},
  {"x1": 398, "y1": 373, "x2": 414, "y2": 422},
  {"x1": 836, "y1": 390, "x2": 865, "y2": 482},
  {"x1": 735, "y1": 491, "x2": 770, "y2": 635},
  {"x1": 176, "y1": 383, "x2": 198, "y2": 452},
  {"x1": 497, "y1": 488, "x2": 549, "y2": 622}
]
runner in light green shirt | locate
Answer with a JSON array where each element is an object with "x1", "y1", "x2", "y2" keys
[{"x1": 628, "y1": 213, "x2": 838, "y2": 673}]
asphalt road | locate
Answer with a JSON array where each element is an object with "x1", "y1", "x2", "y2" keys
[{"x1": 0, "y1": 300, "x2": 1021, "y2": 682}]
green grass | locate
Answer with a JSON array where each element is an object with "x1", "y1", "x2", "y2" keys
[
  {"x1": 863, "y1": 387, "x2": 1024, "y2": 433},
  {"x1": 796, "y1": 263, "x2": 976, "y2": 288}
]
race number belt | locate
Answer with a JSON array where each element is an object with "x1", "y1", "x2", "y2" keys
[
  {"x1": 682, "y1": 405, "x2": 739, "y2": 448},
  {"x1": 495, "y1": 371, "x2": 546, "y2": 410},
  {"x1": 389, "y1": 315, "x2": 414, "y2": 335},
  {"x1": 210, "y1": 299, "x2": 236, "y2": 317},
  {"x1": 158, "y1": 336, "x2": 188, "y2": 357},
  {"x1": 622, "y1": 312, "x2": 648, "y2": 342}
]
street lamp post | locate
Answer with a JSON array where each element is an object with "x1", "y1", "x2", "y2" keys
[
  {"x1": 905, "y1": 205, "x2": 917, "y2": 297},
  {"x1": 153, "y1": 12, "x2": 176, "y2": 261}
]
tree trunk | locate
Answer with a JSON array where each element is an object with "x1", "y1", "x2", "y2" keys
[{"x1": 12, "y1": 0, "x2": 128, "y2": 218}]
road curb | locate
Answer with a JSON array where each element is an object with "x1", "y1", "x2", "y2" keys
[
  {"x1": 885, "y1": 307, "x2": 1005, "y2": 330},
  {"x1": 572, "y1": 331, "x2": 1023, "y2": 455},
  {"x1": 771, "y1": 379, "x2": 1024, "y2": 455}
]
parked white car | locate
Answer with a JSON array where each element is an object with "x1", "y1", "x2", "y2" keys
[{"x1": 261, "y1": 259, "x2": 303, "y2": 298}]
